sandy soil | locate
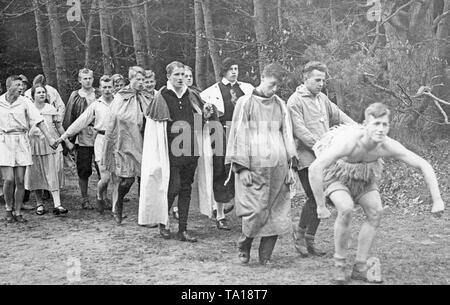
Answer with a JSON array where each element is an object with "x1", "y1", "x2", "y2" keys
[{"x1": 0, "y1": 166, "x2": 448, "y2": 285}]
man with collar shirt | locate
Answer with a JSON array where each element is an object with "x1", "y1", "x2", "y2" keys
[
  {"x1": 63, "y1": 68, "x2": 100, "y2": 210},
  {"x1": 57, "y1": 75, "x2": 115, "y2": 214},
  {"x1": 139, "y1": 61, "x2": 217, "y2": 242},
  {"x1": 287, "y1": 61, "x2": 355, "y2": 257},
  {"x1": 200, "y1": 58, "x2": 254, "y2": 230}
]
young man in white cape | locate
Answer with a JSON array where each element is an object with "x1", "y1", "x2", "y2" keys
[
  {"x1": 139, "y1": 61, "x2": 218, "y2": 242},
  {"x1": 200, "y1": 58, "x2": 254, "y2": 230}
]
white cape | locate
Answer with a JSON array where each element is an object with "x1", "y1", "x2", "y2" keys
[{"x1": 138, "y1": 117, "x2": 214, "y2": 225}]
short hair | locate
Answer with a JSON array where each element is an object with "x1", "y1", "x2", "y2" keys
[
  {"x1": 184, "y1": 66, "x2": 193, "y2": 73},
  {"x1": 365, "y1": 103, "x2": 391, "y2": 120},
  {"x1": 262, "y1": 63, "x2": 288, "y2": 82},
  {"x1": 220, "y1": 57, "x2": 238, "y2": 77},
  {"x1": 112, "y1": 74, "x2": 125, "y2": 85},
  {"x1": 30, "y1": 84, "x2": 47, "y2": 100},
  {"x1": 78, "y1": 68, "x2": 93, "y2": 78},
  {"x1": 33, "y1": 74, "x2": 46, "y2": 87},
  {"x1": 303, "y1": 61, "x2": 328, "y2": 79},
  {"x1": 128, "y1": 66, "x2": 145, "y2": 80},
  {"x1": 144, "y1": 70, "x2": 155, "y2": 79},
  {"x1": 6, "y1": 75, "x2": 22, "y2": 89},
  {"x1": 18, "y1": 74, "x2": 29, "y2": 85},
  {"x1": 99, "y1": 75, "x2": 113, "y2": 85},
  {"x1": 166, "y1": 61, "x2": 185, "y2": 76}
]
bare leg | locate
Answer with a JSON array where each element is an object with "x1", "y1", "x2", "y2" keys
[
  {"x1": 355, "y1": 191, "x2": 383, "y2": 263},
  {"x1": 96, "y1": 163, "x2": 110, "y2": 201},
  {"x1": 13, "y1": 166, "x2": 26, "y2": 216},
  {"x1": 1, "y1": 167, "x2": 15, "y2": 211},
  {"x1": 113, "y1": 176, "x2": 135, "y2": 224},
  {"x1": 329, "y1": 190, "x2": 355, "y2": 283},
  {"x1": 330, "y1": 190, "x2": 355, "y2": 260}
]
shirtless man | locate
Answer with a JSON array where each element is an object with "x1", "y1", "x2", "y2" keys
[{"x1": 309, "y1": 102, "x2": 445, "y2": 283}]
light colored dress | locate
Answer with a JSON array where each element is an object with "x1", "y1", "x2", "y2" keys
[
  {"x1": 25, "y1": 103, "x2": 64, "y2": 191},
  {"x1": 225, "y1": 93, "x2": 297, "y2": 238}
]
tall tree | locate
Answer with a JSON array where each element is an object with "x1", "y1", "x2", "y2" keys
[
  {"x1": 144, "y1": 1, "x2": 155, "y2": 68},
  {"x1": 105, "y1": 2, "x2": 121, "y2": 73},
  {"x1": 130, "y1": 0, "x2": 147, "y2": 67},
  {"x1": 32, "y1": 0, "x2": 55, "y2": 85},
  {"x1": 201, "y1": 0, "x2": 221, "y2": 81},
  {"x1": 194, "y1": 0, "x2": 207, "y2": 90},
  {"x1": 99, "y1": 0, "x2": 113, "y2": 74},
  {"x1": 253, "y1": 0, "x2": 269, "y2": 73},
  {"x1": 46, "y1": 0, "x2": 69, "y2": 100},
  {"x1": 84, "y1": 0, "x2": 98, "y2": 68}
]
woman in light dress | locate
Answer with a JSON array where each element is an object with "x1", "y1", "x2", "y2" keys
[{"x1": 25, "y1": 85, "x2": 74, "y2": 215}]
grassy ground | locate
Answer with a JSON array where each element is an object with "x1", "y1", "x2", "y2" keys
[{"x1": 0, "y1": 156, "x2": 448, "y2": 285}]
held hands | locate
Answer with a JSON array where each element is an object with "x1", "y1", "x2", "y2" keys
[
  {"x1": 49, "y1": 137, "x2": 58, "y2": 150},
  {"x1": 317, "y1": 205, "x2": 331, "y2": 219},
  {"x1": 65, "y1": 140, "x2": 75, "y2": 151},
  {"x1": 203, "y1": 103, "x2": 215, "y2": 120}
]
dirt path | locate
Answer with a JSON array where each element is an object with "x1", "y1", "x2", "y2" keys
[{"x1": 0, "y1": 169, "x2": 448, "y2": 285}]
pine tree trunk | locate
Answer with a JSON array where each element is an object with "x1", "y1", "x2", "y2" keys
[
  {"x1": 201, "y1": 0, "x2": 221, "y2": 82},
  {"x1": 99, "y1": 0, "x2": 113, "y2": 75},
  {"x1": 84, "y1": 0, "x2": 97, "y2": 69},
  {"x1": 130, "y1": 0, "x2": 147, "y2": 67},
  {"x1": 144, "y1": 1, "x2": 155, "y2": 68},
  {"x1": 46, "y1": 0, "x2": 69, "y2": 101},
  {"x1": 105, "y1": 1, "x2": 121, "y2": 73},
  {"x1": 32, "y1": 0, "x2": 54, "y2": 85},
  {"x1": 194, "y1": 0, "x2": 207, "y2": 90},
  {"x1": 253, "y1": 0, "x2": 269, "y2": 73}
]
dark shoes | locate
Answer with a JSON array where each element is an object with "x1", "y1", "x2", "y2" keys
[
  {"x1": 293, "y1": 227, "x2": 309, "y2": 257},
  {"x1": 216, "y1": 219, "x2": 231, "y2": 230},
  {"x1": 238, "y1": 236, "x2": 253, "y2": 264},
  {"x1": 351, "y1": 263, "x2": 383, "y2": 283},
  {"x1": 53, "y1": 206, "x2": 69, "y2": 216},
  {"x1": 293, "y1": 227, "x2": 326, "y2": 257},
  {"x1": 5, "y1": 211, "x2": 15, "y2": 223},
  {"x1": 224, "y1": 204, "x2": 234, "y2": 214},
  {"x1": 15, "y1": 215, "x2": 28, "y2": 223},
  {"x1": 96, "y1": 199, "x2": 105, "y2": 214},
  {"x1": 159, "y1": 225, "x2": 171, "y2": 239},
  {"x1": 104, "y1": 199, "x2": 112, "y2": 210},
  {"x1": 81, "y1": 198, "x2": 94, "y2": 210},
  {"x1": 177, "y1": 230, "x2": 198, "y2": 243},
  {"x1": 5, "y1": 211, "x2": 27, "y2": 223},
  {"x1": 305, "y1": 234, "x2": 326, "y2": 256},
  {"x1": 333, "y1": 264, "x2": 349, "y2": 285},
  {"x1": 239, "y1": 249, "x2": 251, "y2": 264}
]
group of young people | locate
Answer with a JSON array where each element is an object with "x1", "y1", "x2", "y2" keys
[{"x1": 0, "y1": 58, "x2": 445, "y2": 284}]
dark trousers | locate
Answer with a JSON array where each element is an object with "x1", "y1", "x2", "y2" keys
[
  {"x1": 298, "y1": 168, "x2": 321, "y2": 236},
  {"x1": 167, "y1": 157, "x2": 198, "y2": 232},
  {"x1": 76, "y1": 146, "x2": 94, "y2": 179},
  {"x1": 238, "y1": 234, "x2": 278, "y2": 262}
]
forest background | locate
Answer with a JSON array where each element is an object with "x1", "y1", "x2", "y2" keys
[{"x1": 1, "y1": 0, "x2": 449, "y2": 154}]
